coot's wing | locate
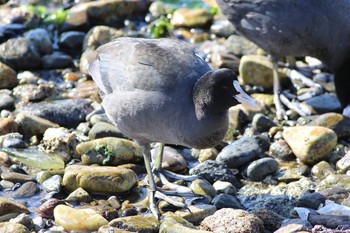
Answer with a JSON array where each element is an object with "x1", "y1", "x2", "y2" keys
[{"x1": 88, "y1": 37, "x2": 211, "y2": 95}]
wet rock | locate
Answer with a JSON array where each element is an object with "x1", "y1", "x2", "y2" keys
[
  {"x1": 297, "y1": 192, "x2": 326, "y2": 209},
  {"x1": 0, "y1": 118, "x2": 18, "y2": 135},
  {"x1": 42, "y1": 175, "x2": 62, "y2": 193},
  {"x1": 336, "y1": 150, "x2": 350, "y2": 172},
  {"x1": 171, "y1": 9, "x2": 213, "y2": 28},
  {"x1": 304, "y1": 93, "x2": 342, "y2": 113},
  {"x1": 210, "y1": 19, "x2": 235, "y2": 38},
  {"x1": 58, "y1": 31, "x2": 86, "y2": 55},
  {"x1": 54, "y1": 204, "x2": 108, "y2": 232},
  {"x1": 25, "y1": 28, "x2": 53, "y2": 55},
  {"x1": 37, "y1": 198, "x2": 66, "y2": 219},
  {"x1": 190, "y1": 179, "x2": 217, "y2": 197},
  {"x1": 252, "y1": 113, "x2": 277, "y2": 133},
  {"x1": 239, "y1": 55, "x2": 288, "y2": 89},
  {"x1": 307, "y1": 112, "x2": 350, "y2": 138},
  {"x1": 200, "y1": 208, "x2": 264, "y2": 233},
  {"x1": 224, "y1": 35, "x2": 260, "y2": 57},
  {"x1": 62, "y1": 164, "x2": 138, "y2": 193},
  {"x1": 245, "y1": 157, "x2": 279, "y2": 181},
  {"x1": 1, "y1": 171, "x2": 35, "y2": 183},
  {"x1": 108, "y1": 215, "x2": 159, "y2": 233},
  {"x1": 15, "y1": 112, "x2": 59, "y2": 138},
  {"x1": 212, "y1": 180, "x2": 236, "y2": 195},
  {"x1": 9, "y1": 213, "x2": 34, "y2": 231},
  {"x1": 0, "y1": 37, "x2": 41, "y2": 70},
  {"x1": 0, "y1": 197, "x2": 28, "y2": 217},
  {"x1": 283, "y1": 126, "x2": 337, "y2": 165},
  {"x1": 19, "y1": 98, "x2": 93, "y2": 128},
  {"x1": 318, "y1": 174, "x2": 350, "y2": 191},
  {"x1": 83, "y1": 25, "x2": 123, "y2": 51},
  {"x1": 0, "y1": 222, "x2": 29, "y2": 233},
  {"x1": 66, "y1": 187, "x2": 92, "y2": 203},
  {"x1": 189, "y1": 160, "x2": 240, "y2": 185},
  {"x1": 0, "y1": 61, "x2": 17, "y2": 89},
  {"x1": 216, "y1": 136, "x2": 260, "y2": 169},
  {"x1": 152, "y1": 146, "x2": 187, "y2": 172},
  {"x1": 251, "y1": 209, "x2": 284, "y2": 232},
  {"x1": 76, "y1": 137, "x2": 142, "y2": 166},
  {"x1": 12, "y1": 181, "x2": 39, "y2": 198},
  {"x1": 41, "y1": 52, "x2": 73, "y2": 69},
  {"x1": 0, "y1": 92, "x2": 15, "y2": 110},
  {"x1": 212, "y1": 193, "x2": 243, "y2": 209},
  {"x1": 88, "y1": 121, "x2": 124, "y2": 139},
  {"x1": 311, "y1": 161, "x2": 335, "y2": 179},
  {"x1": 176, "y1": 204, "x2": 217, "y2": 223},
  {"x1": 275, "y1": 219, "x2": 312, "y2": 233},
  {"x1": 13, "y1": 84, "x2": 57, "y2": 101},
  {"x1": 269, "y1": 140, "x2": 295, "y2": 161}
]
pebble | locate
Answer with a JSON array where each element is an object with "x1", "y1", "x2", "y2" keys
[
  {"x1": 275, "y1": 219, "x2": 312, "y2": 233},
  {"x1": 13, "y1": 83, "x2": 57, "y2": 101},
  {"x1": 12, "y1": 181, "x2": 39, "y2": 198},
  {"x1": 336, "y1": 150, "x2": 350, "y2": 172},
  {"x1": 9, "y1": 213, "x2": 34, "y2": 231},
  {"x1": 0, "y1": 37, "x2": 41, "y2": 70},
  {"x1": 297, "y1": 192, "x2": 326, "y2": 209},
  {"x1": 25, "y1": 28, "x2": 53, "y2": 55},
  {"x1": 1, "y1": 171, "x2": 35, "y2": 183},
  {"x1": 159, "y1": 212, "x2": 211, "y2": 233},
  {"x1": 0, "y1": 92, "x2": 15, "y2": 110},
  {"x1": 76, "y1": 137, "x2": 143, "y2": 166},
  {"x1": 252, "y1": 113, "x2": 277, "y2": 133},
  {"x1": 62, "y1": 164, "x2": 138, "y2": 193},
  {"x1": 245, "y1": 157, "x2": 280, "y2": 181},
  {"x1": 176, "y1": 204, "x2": 217, "y2": 223},
  {"x1": 283, "y1": 126, "x2": 337, "y2": 165},
  {"x1": 0, "y1": 118, "x2": 18, "y2": 136},
  {"x1": 0, "y1": 61, "x2": 17, "y2": 89},
  {"x1": 318, "y1": 174, "x2": 350, "y2": 191},
  {"x1": 212, "y1": 180, "x2": 236, "y2": 195},
  {"x1": 41, "y1": 52, "x2": 73, "y2": 69},
  {"x1": 212, "y1": 193, "x2": 244, "y2": 209},
  {"x1": 42, "y1": 175, "x2": 62, "y2": 193},
  {"x1": 82, "y1": 25, "x2": 123, "y2": 52},
  {"x1": 152, "y1": 145, "x2": 187, "y2": 172},
  {"x1": 223, "y1": 35, "x2": 260, "y2": 57},
  {"x1": 251, "y1": 209, "x2": 284, "y2": 232},
  {"x1": 108, "y1": 215, "x2": 159, "y2": 232},
  {"x1": 210, "y1": 19, "x2": 235, "y2": 38},
  {"x1": 311, "y1": 161, "x2": 335, "y2": 179},
  {"x1": 0, "y1": 222, "x2": 29, "y2": 233},
  {"x1": 15, "y1": 112, "x2": 59, "y2": 138},
  {"x1": 58, "y1": 31, "x2": 86, "y2": 54},
  {"x1": 189, "y1": 160, "x2": 240, "y2": 186},
  {"x1": 200, "y1": 208, "x2": 265, "y2": 233},
  {"x1": 171, "y1": 9, "x2": 213, "y2": 28},
  {"x1": 239, "y1": 54, "x2": 287, "y2": 89},
  {"x1": 307, "y1": 112, "x2": 350, "y2": 138},
  {"x1": 53, "y1": 204, "x2": 108, "y2": 232},
  {"x1": 216, "y1": 136, "x2": 261, "y2": 169},
  {"x1": 304, "y1": 93, "x2": 342, "y2": 113},
  {"x1": 66, "y1": 187, "x2": 92, "y2": 203},
  {"x1": 88, "y1": 121, "x2": 125, "y2": 139},
  {"x1": 190, "y1": 179, "x2": 217, "y2": 197},
  {"x1": 0, "y1": 197, "x2": 28, "y2": 217},
  {"x1": 37, "y1": 198, "x2": 66, "y2": 218},
  {"x1": 269, "y1": 139, "x2": 295, "y2": 161},
  {"x1": 19, "y1": 98, "x2": 93, "y2": 128},
  {"x1": 191, "y1": 148, "x2": 218, "y2": 163}
]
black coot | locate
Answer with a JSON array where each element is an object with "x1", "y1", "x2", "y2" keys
[
  {"x1": 88, "y1": 37, "x2": 257, "y2": 217},
  {"x1": 217, "y1": 0, "x2": 350, "y2": 117}
]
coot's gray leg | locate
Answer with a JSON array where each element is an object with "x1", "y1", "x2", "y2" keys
[
  {"x1": 152, "y1": 143, "x2": 164, "y2": 172},
  {"x1": 272, "y1": 60, "x2": 287, "y2": 120},
  {"x1": 140, "y1": 144, "x2": 159, "y2": 219}
]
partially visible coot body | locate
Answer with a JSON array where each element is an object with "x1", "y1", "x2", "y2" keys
[
  {"x1": 88, "y1": 37, "x2": 257, "y2": 218},
  {"x1": 217, "y1": 0, "x2": 350, "y2": 116}
]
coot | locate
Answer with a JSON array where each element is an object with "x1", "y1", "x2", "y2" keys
[
  {"x1": 88, "y1": 37, "x2": 257, "y2": 217},
  {"x1": 216, "y1": 0, "x2": 350, "y2": 117}
]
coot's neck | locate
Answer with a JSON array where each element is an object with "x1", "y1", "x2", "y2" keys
[{"x1": 192, "y1": 69, "x2": 238, "y2": 120}]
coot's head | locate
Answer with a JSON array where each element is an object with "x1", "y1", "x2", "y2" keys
[{"x1": 193, "y1": 68, "x2": 257, "y2": 119}]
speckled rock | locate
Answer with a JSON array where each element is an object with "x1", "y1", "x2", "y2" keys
[
  {"x1": 13, "y1": 83, "x2": 57, "y2": 101},
  {"x1": 245, "y1": 157, "x2": 279, "y2": 181},
  {"x1": 192, "y1": 148, "x2": 218, "y2": 163},
  {"x1": 269, "y1": 140, "x2": 295, "y2": 161},
  {"x1": 76, "y1": 137, "x2": 142, "y2": 166},
  {"x1": 62, "y1": 164, "x2": 138, "y2": 193},
  {"x1": 336, "y1": 150, "x2": 350, "y2": 172},
  {"x1": 200, "y1": 208, "x2": 264, "y2": 233},
  {"x1": 216, "y1": 136, "x2": 260, "y2": 169},
  {"x1": 0, "y1": 61, "x2": 17, "y2": 89},
  {"x1": 239, "y1": 55, "x2": 287, "y2": 89},
  {"x1": 318, "y1": 174, "x2": 350, "y2": 191},
  {"x1": 171, "y1": 9, "x2": 213, "y2": 28},
  {"x1": 15, "y1": 112, "x2": 59, "y2": 138},
  {"x1": 108, "y1": 215, "x2": 159, "y2": 233},
  {"x1": 0, "y1": 37, "x2": 41, "y2": 70},
  {"x1": 251, "y1": 209, "x2": 284, "y2": 233},
  {"x1": 83, "y1": 25, "x2": 123, "y2": 51},
  {"x1": 311, "y1": 161, "x2": 335, "y2": 179},
  {"x1": 283, "y1": 126, "x2": 337, "y2": 165},
  {"x1": 54, "y1": 204, "x2": 108, "y2": 232}
]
